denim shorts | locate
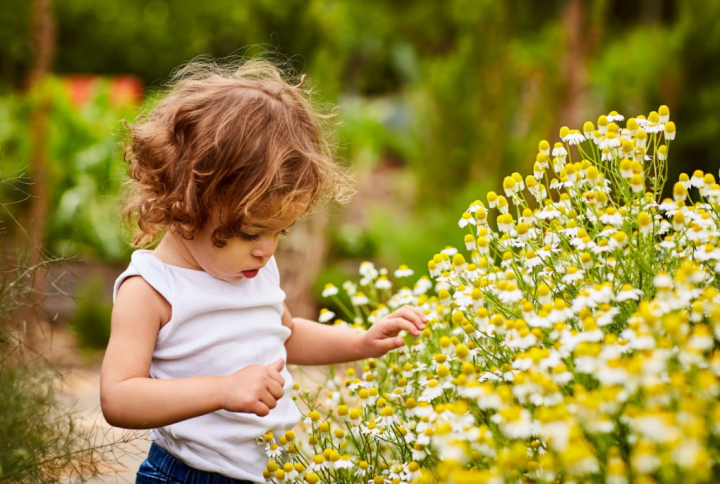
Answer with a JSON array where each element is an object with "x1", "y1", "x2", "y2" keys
[{"x1": 136, "y1": 443, "x2": 254, "y2": 484}]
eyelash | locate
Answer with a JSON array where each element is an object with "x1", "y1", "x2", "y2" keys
[{"x1": 239, "y1": 229, "x2": 289, "y2": 241}]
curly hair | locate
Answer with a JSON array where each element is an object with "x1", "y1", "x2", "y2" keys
[{"x1": 121, "y1": 56, "x2": 354, "y2": 248}]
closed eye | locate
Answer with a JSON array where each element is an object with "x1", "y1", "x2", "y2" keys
[{"x1": 239, "y1": 229, "x2": 288, "y2": 241}]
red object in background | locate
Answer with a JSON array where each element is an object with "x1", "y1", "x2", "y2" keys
[
  {"x1": 109, "y1": 76, "x2": 144, "y2": 106},
  {"x1": 63, "y1": 75, "x2": 144, "y2": 108},
  {"x1": 64, "y1": 75, "x2": 98, "y2": 106}
]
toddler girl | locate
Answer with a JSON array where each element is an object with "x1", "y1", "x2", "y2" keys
[{"x1": 100, "y1": 58, "x2": 427, "y2": 484}]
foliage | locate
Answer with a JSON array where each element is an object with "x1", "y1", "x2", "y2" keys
[
  {"x1": 68, "y1": 274, "x2": 112, "y2": 350},
  {"x1": 0, "y1": 344, "x2": 95, "y2": 483},
  {"x1": 0, "y1": 177, "x2": 133, "y2": 483},
  {"x1": 263, "y1": 108, "x2": 720, "y2": 483},
  {"x1": 4, "y1": 1, "x2": 720, "y2": 271},
  {"x1": 0, "y1": 77, "x2": 135, "y2": 261}
]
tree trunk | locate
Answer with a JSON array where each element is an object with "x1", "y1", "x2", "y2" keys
[
  {"x1": 15, "y1": 0, "x2": 56, "y2": 350},
  {"x1": 276, "y1": 213, "x2": 329, "y2": 320},
  {"x1": 560, "y1": 0, "x2": 587, "y2": 130},
  {"x1": 25, "y1": 0, "x2": 56, "y2": 265}
]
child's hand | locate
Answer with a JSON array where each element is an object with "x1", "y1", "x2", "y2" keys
[
  {"x1": 222, "y1": 359, "x2": 286, "y2": 417},
  {"x1": 359, "y1": 305, "x2": 428, "y2": 358}
]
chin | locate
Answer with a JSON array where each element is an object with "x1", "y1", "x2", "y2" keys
[{"x1": 210, "y1": 271, "x2": 242, "y2": 282}]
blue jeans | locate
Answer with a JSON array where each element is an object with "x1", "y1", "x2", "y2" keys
[{"x1": 136, "y1": 443, "x2": 255, "y2": 484}]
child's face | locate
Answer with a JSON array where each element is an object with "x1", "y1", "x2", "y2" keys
[{"x1": 180, "y1": 209, "x2": 300, "y2": 283}]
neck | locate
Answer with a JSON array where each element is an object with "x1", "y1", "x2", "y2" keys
[{"x1": 153, "y1": 232, "x2": 203, "y2": 271}]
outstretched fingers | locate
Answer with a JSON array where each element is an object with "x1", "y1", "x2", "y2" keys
[
  {"x1": 377, "y1": 335, "x2": 405, "y2": 354},
  {"x1": 384, "y1": 317, "x2": 422, "y2": 337},
  {"x1": 390, "y1": 305, "x2": 427, "y2": 331}
]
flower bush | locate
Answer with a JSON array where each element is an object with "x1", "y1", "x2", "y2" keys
[{"x1": 262, "y1": 107, "x2": 720, "y2": 484}]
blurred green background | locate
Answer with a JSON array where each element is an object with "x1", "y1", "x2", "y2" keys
[{"x1": 1, "y1": 0, "x2": 720, "y2": 341}]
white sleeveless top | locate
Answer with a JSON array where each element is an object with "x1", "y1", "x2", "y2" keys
[{"x1": 113, "y1": 250, "x2": 301, "y2": 483}]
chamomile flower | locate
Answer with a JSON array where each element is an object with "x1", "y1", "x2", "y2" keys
[
  {"x1": 691, "y1": 169, "x2": 705, "y2": 188},
  {"x1": 539, "y1": 139, "x2": 550, "y2": 155},
  {"x1": 441, "y1": 246, "x2": 458, "y2": 257},
  {"x1": 631, "y1": 174, "x2": 645, "y2": 193},
  {"x1": 395, "y1": 264, "x2": 414, "y2": 278},
  {"x1": 707, "y1": 183, "x2": 720, "y2": 203},
  {"x1": 673, "y1": 182, "x2": 688, "y2": 202},
  {"x1": 597, "y1": 115, "x2": 609, "y2": 134},
  {"x1": 503, "y1": 176, "x2": 519, "y2": 197},
  {"x1": 375, "y1": 276, "x2": 392, "y2": 290},
  {"x1": 498, "y1": 282, "x2": 524, "y2": 304},
  {"x1": 565, "y1": 129, "x2": 585, "y2": 145},
  {"x1": 497, "y1": 406, "x2": 535, "y2": 439},
  {"x1": 593, "y1": 129, "x2": 603, "y2": 145},
  {"x1": 467, "y1": 199, "x2": 484, "y2": 213},
  {"x1": 601, "y1": 131, "x2": 621, "y2": 150},
  {"x1": 333, "y1": 455, "x2": 354, "y2": 470},
  {"x1": 265, "y1": 441, "x2": 282, "y2": 459},
  {"x1": 607, "y1": 110, "x2": 624, "y2": 122},
  {"x1": 637, "y1": 211, "x2": 653, "y2": 235},
  {"x1": 617, "y1": 284, "x2": 643, "y2": 301},
  {"x1": 601, "y1": 147, "x2": 612, "y2": 162},
  {"x1": 599, "y1": 207, "x2": 623, "y2": 226},
  {"x1": 343, "y1": 281, "x2": 357, "y2": 296},
  {"x1": 561, "y1": 267, "x2": 584, "y2": 284},
  {"x1": 318, "y1": 308, "x2": 335, "y2": 323},
  {"x1": 419, "y1": 380, "x2": 444, "y2": 402},
  {"x1": 536, "y1": 151, "x2": 549, "y2": 169},
  {"x1": 496, "y1": 195, "x2": 509, "y2": 214},
  {"x1": 487, "y1": 191, "x2": 498, "y2": 208},
  {"x1": 458, "y1": 211, "x2": 476, "y2": 228},
  {"x1": 359, "y1": 261, "x2": 379, "y2": 279},
  {"x1": 634, "y1": 129, "x2": 648, "y2": 149},
  {"x1": 695, "y1": 244, "x2": 720, "y2": 262},
  {"x1": 351, "y1": 292, "x2": 370, "y2": 306},
  {"x1": 322, "y1": 283, "x2": 339, "y2": 297},
  {"x1": 537, "y1": 206, "x2": 562, "y2": 220},
  {"x1": 657, "y1": 104, "x2": 670, "y2": 123},
  {"x1": 552, "y1": 142, "x2": 567, "y2": 159},
  {"x1": 665, "y1": 121, "x2": 676, "y2": 140},
  {"x1": 646, "y1": 111, "x2": 664, "y2": 133}
]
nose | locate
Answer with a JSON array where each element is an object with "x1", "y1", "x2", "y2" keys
[{"x1": 251, "y1": 239, "x2": 275, "y2": 260}]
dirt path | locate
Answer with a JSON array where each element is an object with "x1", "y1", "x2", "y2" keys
[{"x1": 61, "y1": 367, "x2": 151, "y2": 483}]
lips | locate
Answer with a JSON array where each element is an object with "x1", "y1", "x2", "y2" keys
[{"x1": 241, "y1": 268, "x2": 261, "y2": 278}]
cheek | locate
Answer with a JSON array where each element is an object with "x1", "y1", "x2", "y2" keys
[{"x1": 221, "y1": 239, "x2": 254, "y2": 261}]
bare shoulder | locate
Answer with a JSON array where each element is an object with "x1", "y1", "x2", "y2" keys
[
  {"x1": 102, "y1": 276, "x2": 171, "y2": 387},
  {"x1": 114, "y1": 275, "x2": 172, "y2": 328}
]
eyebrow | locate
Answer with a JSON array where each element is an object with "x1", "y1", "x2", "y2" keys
[
  {"x1": 245, "y1": 223, "x2": 269, "y2": 230},
  {"x1": 244, "y1": 221, "x2": 296, "y2": 231}
]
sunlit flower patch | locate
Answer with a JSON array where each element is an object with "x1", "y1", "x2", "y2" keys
[{"x1": 261, "y1": 107, "x2": 720, "y2": 483}]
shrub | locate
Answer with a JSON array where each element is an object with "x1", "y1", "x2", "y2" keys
[
  {"x1": 0, "y1": 175, "x2": 131, "y2": 483},
  {"x1": 69, "y1": 274, "x2": 112, "y2": 350},
  {"x1": 263, "y1": 107, "x2": 720, "y2": 483}
]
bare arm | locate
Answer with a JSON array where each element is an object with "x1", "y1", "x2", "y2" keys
[
  {"x1": 100, "y1": 277, "x2": 285, "y2": 429},
  {"x1": 283, "y1": 304, "x2": 427, "y2": 366}
]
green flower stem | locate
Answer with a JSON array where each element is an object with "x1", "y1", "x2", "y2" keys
[{"x1": 332, "y1": 295, "x2": 356, "y2": 321}]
